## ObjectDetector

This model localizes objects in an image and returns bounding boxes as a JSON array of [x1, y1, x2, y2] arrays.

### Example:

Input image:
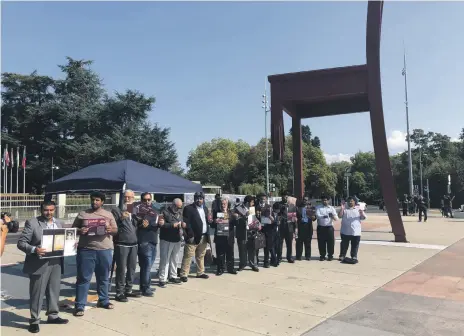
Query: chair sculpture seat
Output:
[[267, 1, 407, 242]]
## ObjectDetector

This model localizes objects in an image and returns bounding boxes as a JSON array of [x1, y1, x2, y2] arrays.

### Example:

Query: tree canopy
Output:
[[1, 57, 177, 193]]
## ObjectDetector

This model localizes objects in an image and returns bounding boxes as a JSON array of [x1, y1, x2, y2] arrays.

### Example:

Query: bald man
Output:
[[111, 190, 141, 301], [158, 199, 185, 288]]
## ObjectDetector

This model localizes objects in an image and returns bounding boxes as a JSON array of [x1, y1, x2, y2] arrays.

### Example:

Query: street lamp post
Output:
[[344, 167, 352, 198], [402, 44, 414, 197], [262, 88, 270, 197], [419, 145, 423, 196]]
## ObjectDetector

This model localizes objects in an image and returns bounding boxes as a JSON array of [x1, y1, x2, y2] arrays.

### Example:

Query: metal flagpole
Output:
[[10, 147, 13, 194], [402, 42, 414, 197], [16, 147, 19, 193], [5, 144, 8, 196], [262, 84, 270, 197], [23, 146, 26, 194]]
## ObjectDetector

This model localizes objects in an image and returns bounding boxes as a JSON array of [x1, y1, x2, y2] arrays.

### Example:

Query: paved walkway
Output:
[[1, 213, 464, 335]]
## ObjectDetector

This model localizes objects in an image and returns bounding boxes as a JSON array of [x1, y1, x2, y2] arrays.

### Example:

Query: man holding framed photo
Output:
[[17, 201, 69, 334]]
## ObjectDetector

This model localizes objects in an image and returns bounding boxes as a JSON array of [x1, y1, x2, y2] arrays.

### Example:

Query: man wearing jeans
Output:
[[72, 191, 118, 317], [134, 192, 162, 297], [180, 192, 211, 282], [158, 199, 184, 287]]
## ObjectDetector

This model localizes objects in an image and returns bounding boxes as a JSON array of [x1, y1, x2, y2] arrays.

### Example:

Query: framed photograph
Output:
[[40, 228, 78, 259]]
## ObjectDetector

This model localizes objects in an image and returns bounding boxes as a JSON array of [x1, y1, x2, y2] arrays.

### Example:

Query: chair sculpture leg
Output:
[[369, 110, 407, 242], [291, 117, 304, 200]]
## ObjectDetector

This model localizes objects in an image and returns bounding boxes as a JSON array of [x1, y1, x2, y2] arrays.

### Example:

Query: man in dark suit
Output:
[[17, 201, 69, 334], [179, 192, 212, 282]]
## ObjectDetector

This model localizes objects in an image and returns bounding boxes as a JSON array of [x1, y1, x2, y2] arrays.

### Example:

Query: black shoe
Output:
[[125, 291, 141, 298], [319, 256, 325, 261], [216, 270, 224, 276], [28, 324, 40, 333], [46, 317, 69, 324], [305, 257, 311, 261], [287, 258, 295, 263], [251, 266, 259, 272], [351, 258, 359, 264], [327, 256, 333, 261], [263, 263, 270, 268], [169, 277, 182, 284], [196, 273, 209, 279], [227, 269, 238, 274], [115, 294, 128, 302], [296, 257, 302, 261], [238, 267, 245, 272], [180, 276, 188, 283], [158, 281, 167, 288]]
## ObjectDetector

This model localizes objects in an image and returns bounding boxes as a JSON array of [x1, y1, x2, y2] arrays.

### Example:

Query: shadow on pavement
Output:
[[1, 309, 30, 329]]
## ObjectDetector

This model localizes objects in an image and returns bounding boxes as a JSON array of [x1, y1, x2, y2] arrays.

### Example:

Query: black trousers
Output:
[[237, 239, 257, 268], [114, 245, 138, 296], [215, 237, 234, 271], [317, 226, 335, 258], [263, 225, 277, 265], [278, 230, 293, 261], [296, 222, 313, 259], [402, 207, 408, 216], [339, 234, 361, 259], [418, 207, 428, 221]]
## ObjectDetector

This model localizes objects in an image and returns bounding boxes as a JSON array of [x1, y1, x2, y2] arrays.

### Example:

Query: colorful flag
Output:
[[4, 147, 10, 167], [16, 147, 20, 167], [22, 147, 26, 169]]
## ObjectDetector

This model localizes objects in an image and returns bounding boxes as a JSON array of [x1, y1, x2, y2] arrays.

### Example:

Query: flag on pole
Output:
[[402, 68, 406, 76], [22, 147, 27, 169], [4, 147, 10, 167], [16, 147, 20, 167], [10, 147, 14, 168]]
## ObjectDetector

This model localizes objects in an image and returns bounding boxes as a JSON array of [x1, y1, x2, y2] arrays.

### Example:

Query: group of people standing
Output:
[[17, 190, 367, 334]]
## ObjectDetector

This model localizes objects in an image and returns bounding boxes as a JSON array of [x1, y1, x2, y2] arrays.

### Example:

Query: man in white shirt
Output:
[[315, 196, 338, 261], [338, 196, 366, 264]]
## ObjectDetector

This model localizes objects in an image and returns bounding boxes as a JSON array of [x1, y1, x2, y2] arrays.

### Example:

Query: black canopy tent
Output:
[[45, 160, 202, 196]]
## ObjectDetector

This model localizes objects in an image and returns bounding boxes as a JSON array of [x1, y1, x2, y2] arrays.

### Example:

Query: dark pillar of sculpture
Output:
[[366, 1, 407, 242], [267, 1, 408, 242], [292, 117, 304, 200]]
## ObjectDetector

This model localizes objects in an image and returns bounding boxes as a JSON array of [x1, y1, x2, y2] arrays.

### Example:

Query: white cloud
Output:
[[324, 153, 352, 164], [323, 130, 408, 164], [387, 130, 408, 152]]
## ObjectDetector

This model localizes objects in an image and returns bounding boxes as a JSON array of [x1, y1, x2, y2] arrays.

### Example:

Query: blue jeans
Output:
[[75, 248, 112, 310], [138, 242, 157, 292]]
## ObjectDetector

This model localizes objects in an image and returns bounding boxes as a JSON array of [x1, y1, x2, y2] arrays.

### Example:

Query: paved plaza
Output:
[[1, 212, 464, 335]]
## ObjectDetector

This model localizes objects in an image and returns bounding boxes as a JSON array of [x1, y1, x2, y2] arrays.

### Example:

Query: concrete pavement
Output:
[[1, 212, 464, 335]]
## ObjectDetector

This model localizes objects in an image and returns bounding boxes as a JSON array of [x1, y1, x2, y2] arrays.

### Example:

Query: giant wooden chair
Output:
[[268, 1, 407, 242]]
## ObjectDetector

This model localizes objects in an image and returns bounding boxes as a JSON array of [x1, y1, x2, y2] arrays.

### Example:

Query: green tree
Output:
[[1, 57, 177, 192], [186, 138, 250, 187]]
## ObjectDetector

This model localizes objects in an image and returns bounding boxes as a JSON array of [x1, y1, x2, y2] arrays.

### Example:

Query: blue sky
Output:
[[2, 1, 463, 167]]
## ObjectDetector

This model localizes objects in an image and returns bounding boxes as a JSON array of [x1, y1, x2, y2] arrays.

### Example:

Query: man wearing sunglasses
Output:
[[134, 192, 164, 297]]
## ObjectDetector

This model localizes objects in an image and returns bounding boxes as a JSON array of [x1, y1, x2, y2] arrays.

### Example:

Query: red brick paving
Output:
[[383, 237, 464, 302]]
